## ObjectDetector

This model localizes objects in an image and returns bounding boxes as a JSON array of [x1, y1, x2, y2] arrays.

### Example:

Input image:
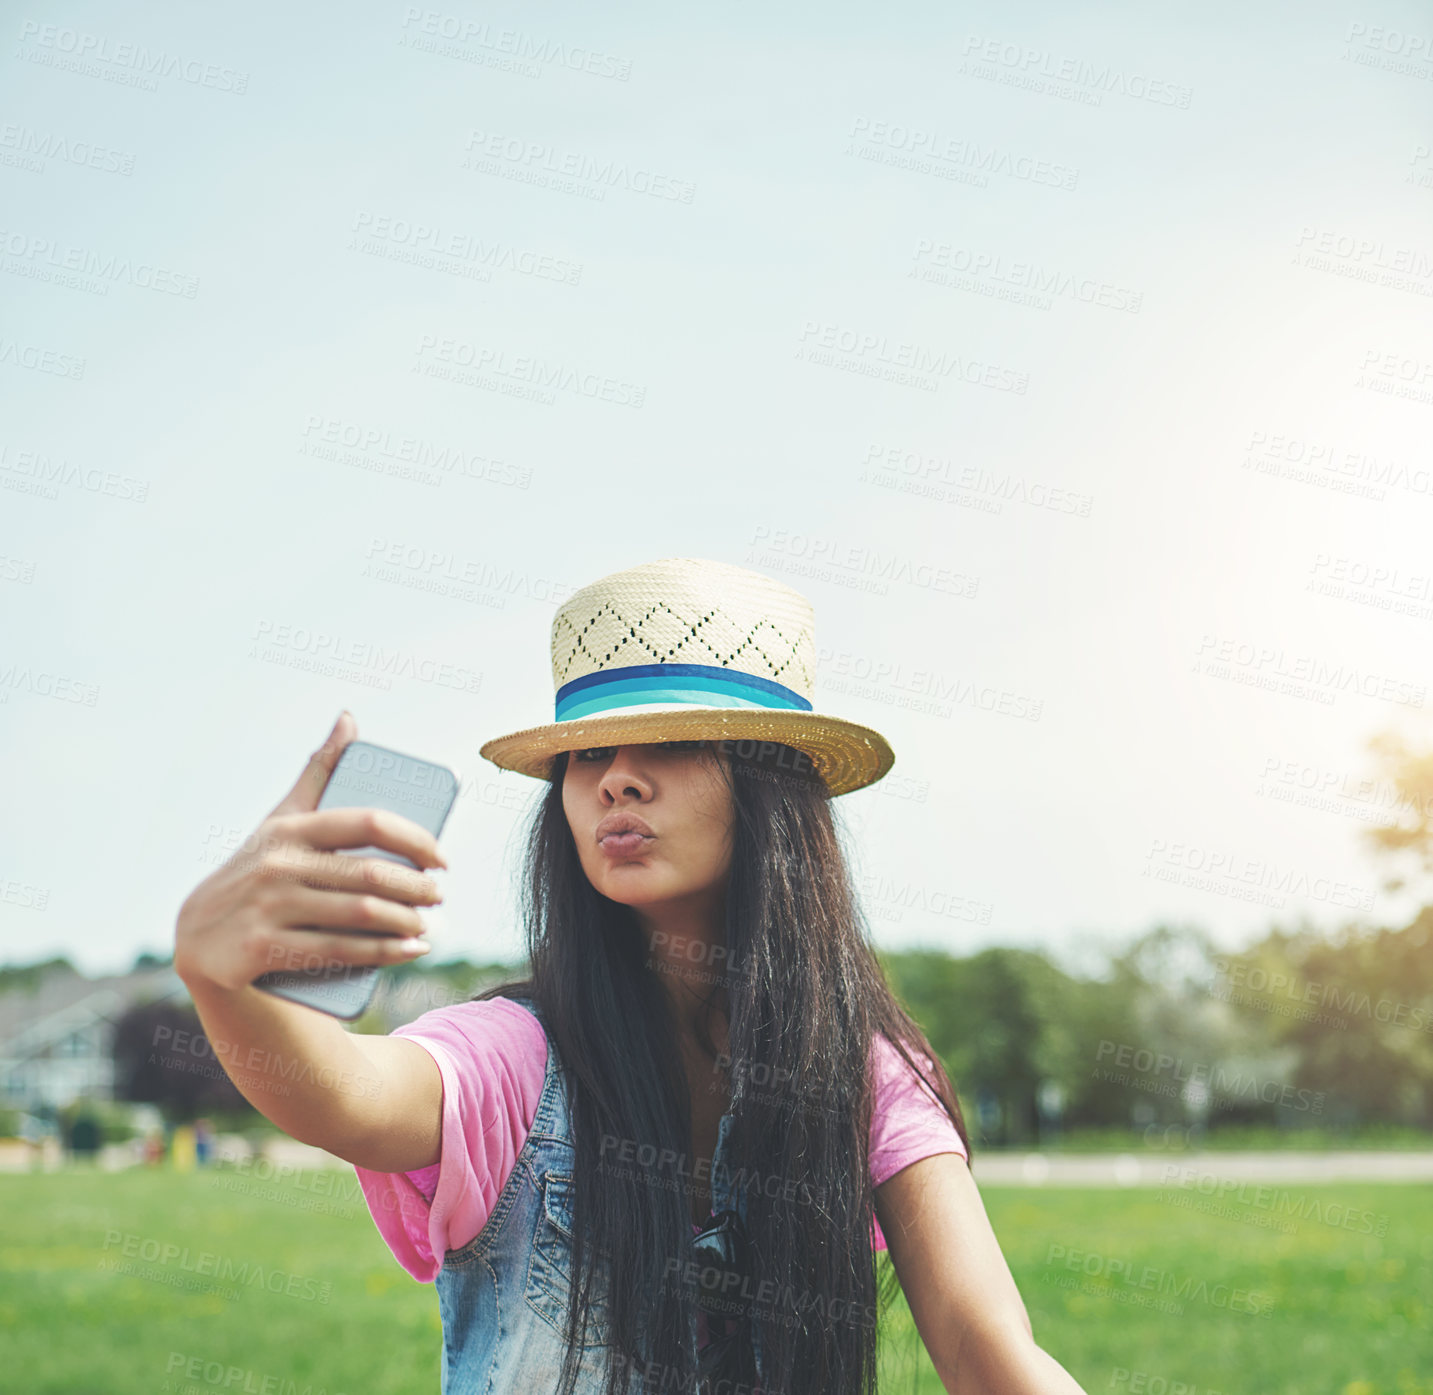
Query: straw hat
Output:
[[477, 557, 895, 796]]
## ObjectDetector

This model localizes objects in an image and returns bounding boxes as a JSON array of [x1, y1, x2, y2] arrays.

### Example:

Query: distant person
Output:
[[174, 559, 1088, 1395], [171, 1122, 196, 1172], [194, 1117, 214, 1166], [69, 1112, 101, 1164]]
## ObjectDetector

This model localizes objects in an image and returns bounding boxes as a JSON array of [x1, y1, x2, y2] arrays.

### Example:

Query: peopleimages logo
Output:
[[0, 226, 199, 298], [796, 319, 1029, 394], [910, 240, 1143, 313], [101, 1230, 332, 1303], [1158, 1165, 1390, 1238], [165, 1352, 349, 1395], [0, 338, 86, 379], [1144, 837, 1376, 912], [460, 130, 694, 202], [958, 35, 1194, 108], [412, 334, 646, 408], [1093, 1040, 1326, 1114], [1211, 957, 1433, 1035], [349, 210, 582, 285], [1193, 632, 1426, 709], [399, 7, 632, 81], [15, 21, 249, 93], [846, 116, 1079, 190], [862, 442, 1094, 517], [0, 122, 136, 175], [1044, 1243, 1274, 1318], [597, 1134, 829, 1209]]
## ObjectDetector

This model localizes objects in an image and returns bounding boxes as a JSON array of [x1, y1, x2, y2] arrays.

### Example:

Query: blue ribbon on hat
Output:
[[554, 663, 812, 721]]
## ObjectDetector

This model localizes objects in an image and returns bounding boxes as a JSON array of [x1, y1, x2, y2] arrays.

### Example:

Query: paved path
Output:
[[6, 1136, 1432, 1185], [969, 1150, 1433, 1185], [0, 1134, 344, 1173]]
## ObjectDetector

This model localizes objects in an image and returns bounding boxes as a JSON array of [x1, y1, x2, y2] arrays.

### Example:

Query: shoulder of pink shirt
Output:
[[353, 997, 965, 1279]]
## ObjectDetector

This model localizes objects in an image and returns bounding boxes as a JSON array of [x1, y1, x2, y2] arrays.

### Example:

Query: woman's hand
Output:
[[174, 711, 447, 993]]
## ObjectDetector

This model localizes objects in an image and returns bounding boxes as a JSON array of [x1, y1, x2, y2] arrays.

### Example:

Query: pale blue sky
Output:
[[4, 1, 1432, 977]]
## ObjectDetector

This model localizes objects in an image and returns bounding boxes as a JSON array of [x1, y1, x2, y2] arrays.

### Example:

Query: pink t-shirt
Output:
[[353, 996, 967, 1285]]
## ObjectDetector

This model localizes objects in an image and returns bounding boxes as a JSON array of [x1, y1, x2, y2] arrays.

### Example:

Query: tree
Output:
[[110, 998, 249, 1123], [0, 956, 76, 992], [1360, 722, 1433, 897], [1225, 912, 1433, 1127], [882, 945, 1094, 1145]]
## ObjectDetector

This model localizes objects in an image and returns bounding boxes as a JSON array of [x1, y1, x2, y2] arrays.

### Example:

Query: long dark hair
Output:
[[472, 739, 971, 1395]]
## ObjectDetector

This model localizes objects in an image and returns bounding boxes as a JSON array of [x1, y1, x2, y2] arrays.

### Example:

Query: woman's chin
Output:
[[595, 874, 680, 907], [600, 885, 664, 907]]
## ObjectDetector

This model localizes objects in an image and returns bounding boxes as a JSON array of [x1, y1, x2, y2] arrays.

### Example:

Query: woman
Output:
[[176, 557, 1087, 1395]]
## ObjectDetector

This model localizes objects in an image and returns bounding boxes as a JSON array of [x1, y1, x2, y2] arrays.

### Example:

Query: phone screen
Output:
[[253, 739, 458, 1020]]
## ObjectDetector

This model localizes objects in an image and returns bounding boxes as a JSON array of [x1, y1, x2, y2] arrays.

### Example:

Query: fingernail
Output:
[[401, 938, 430, 954]]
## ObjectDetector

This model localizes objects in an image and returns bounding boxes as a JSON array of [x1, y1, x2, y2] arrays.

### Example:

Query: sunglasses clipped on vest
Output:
[[690, 1204, 761, 1389]]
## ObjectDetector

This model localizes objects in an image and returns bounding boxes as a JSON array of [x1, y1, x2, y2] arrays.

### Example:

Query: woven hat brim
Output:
[[478, 708, 894, 797]]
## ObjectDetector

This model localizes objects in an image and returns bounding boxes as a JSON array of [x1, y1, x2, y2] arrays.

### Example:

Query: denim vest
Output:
[[431, 994, 765, 1394]]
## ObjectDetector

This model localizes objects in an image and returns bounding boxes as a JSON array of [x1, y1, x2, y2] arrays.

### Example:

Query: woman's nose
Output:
[[600, 746, 652, 800]]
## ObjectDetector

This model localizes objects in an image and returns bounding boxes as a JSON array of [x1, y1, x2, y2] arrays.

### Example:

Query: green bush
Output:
[[57, 1097, 139, 1147]]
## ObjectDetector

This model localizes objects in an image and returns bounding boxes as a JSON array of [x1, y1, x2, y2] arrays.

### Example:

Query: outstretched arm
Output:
[[875, 1152, 1089, 1395]]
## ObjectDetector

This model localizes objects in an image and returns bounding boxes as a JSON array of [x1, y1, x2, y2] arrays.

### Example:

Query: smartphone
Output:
[[254, 738, 459, 1020]]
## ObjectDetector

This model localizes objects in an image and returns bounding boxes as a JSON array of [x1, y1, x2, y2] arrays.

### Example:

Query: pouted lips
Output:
[[596, 812, 655, 858], [599, 832, 651, 857]]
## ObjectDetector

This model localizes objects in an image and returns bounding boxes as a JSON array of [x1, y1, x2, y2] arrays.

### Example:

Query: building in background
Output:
[[0, 961, 186, 1116]]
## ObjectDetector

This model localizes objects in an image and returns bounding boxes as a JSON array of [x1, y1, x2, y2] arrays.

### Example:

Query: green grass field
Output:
[[2, 1164, 1429, 1394]]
